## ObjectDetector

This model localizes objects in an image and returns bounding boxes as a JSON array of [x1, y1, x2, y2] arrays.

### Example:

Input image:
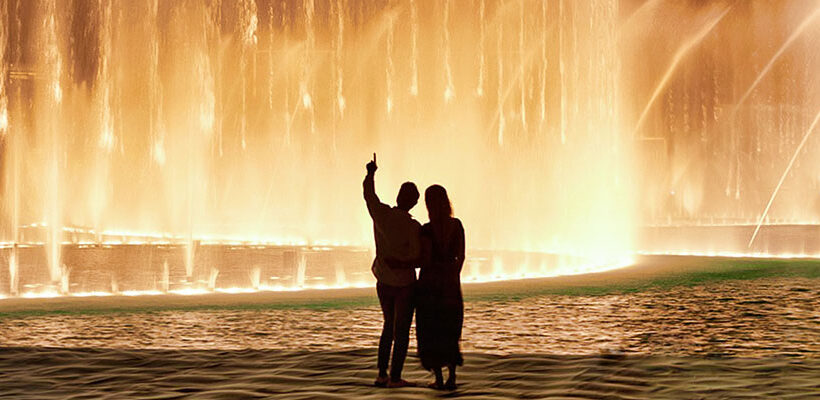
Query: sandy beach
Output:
[[1, 347, 818, 399], [1, 256, 819, 399]]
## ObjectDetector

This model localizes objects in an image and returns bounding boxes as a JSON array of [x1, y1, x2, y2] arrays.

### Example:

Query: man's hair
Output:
[[396, 182, 420, 210]]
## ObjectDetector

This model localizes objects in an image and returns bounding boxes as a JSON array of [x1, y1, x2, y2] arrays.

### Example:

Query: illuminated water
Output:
[[0, 1, 819, 297], [0, 244, 628, 297], [1, 277, 818, 357]]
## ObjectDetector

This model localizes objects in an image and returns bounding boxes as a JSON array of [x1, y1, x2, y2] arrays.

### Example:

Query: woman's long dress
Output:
[[415, 217, 465, 370]]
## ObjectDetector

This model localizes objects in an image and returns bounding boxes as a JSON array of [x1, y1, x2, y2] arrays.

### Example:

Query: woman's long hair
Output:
[[425, 184, 453, 223]]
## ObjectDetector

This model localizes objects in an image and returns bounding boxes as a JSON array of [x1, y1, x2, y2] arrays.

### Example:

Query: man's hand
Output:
[[363, 152, 381, 214], [366, 153, 378, 174]]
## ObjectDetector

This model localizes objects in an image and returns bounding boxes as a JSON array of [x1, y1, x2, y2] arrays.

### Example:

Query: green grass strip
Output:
[[466, 258, 820, 302]]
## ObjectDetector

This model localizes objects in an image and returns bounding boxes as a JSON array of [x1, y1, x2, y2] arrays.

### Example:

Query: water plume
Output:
[[748, 108, 820, 248], [630, 3, 731, 138], [0, 1, 814, 297], [732, 7, 820, 115]]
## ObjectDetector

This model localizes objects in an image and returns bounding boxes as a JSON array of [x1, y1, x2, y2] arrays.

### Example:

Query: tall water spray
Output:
[[333, 0, 345, 150], [623, 0, 820, 228], [92, 0, 114, 243], [1, 0, 634, 277], [0, 1, 816, 296], [42, 0, 64, 289], [0, 2, 7, 137], [0, 1, 14, 295], [385, 1, 395, 115]]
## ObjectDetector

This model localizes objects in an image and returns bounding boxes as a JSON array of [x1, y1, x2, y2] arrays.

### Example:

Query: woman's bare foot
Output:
[[427, 380, 446, 390], [428, 367, 445, 390], [445, 365, 457, 390]]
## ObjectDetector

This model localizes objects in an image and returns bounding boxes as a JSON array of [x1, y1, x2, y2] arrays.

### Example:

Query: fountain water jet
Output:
[[3, 1, 813, 297], [385, 3, 395, 114], [239, 0, 257, 150], [558, 0, 565, 144], [300, 0, 315, 135], [249, 266, 261, 290], [0, 1, 7, 136], [748, 108, 820, 248], [496, 0, 505, 145], [476, 0, 485, 97], [539, 0, 547, 125], [630, 4, 731, 138], [91, 0, 115, 244], [442, 0, 455, 103], [517, 0, 526, 129], [732, 7, 820, 116], [724, 4, 820, 202], [1, 1, 16, 296], [207, 267, 219, 290], [161, 260, 170, 293], [42, 0, 64, 290], [333, 0, 345, 147]]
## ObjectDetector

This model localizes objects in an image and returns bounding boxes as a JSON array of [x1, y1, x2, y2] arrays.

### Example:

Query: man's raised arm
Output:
[[363, 153, 383, 218]]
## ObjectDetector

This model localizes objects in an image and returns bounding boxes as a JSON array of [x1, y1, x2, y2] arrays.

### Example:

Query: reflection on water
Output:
[[1, 278, 817, 357]]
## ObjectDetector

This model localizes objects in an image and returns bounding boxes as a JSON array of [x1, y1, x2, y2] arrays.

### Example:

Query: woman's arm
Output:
[[419, 233, 433, 270], [454, 219, 465, 273]]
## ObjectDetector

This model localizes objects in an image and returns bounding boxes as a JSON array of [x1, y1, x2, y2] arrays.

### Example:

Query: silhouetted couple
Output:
[[363, 154, 465, 391]]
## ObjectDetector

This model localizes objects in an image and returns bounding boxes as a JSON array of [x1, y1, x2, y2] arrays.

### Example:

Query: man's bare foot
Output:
[[387, 379, 417, 388], [374, 376, 389, 388], [444, 378, 457, 391]]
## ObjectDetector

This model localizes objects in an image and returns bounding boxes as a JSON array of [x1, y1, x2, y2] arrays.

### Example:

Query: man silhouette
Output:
[[363, 153, 420, 388]]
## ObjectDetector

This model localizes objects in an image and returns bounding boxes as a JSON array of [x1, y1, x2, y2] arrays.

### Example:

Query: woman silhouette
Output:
[[415, 185, 465, 390]]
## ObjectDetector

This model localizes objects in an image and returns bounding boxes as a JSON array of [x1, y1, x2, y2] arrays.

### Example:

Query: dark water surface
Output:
[[1, 278, 818, 357]]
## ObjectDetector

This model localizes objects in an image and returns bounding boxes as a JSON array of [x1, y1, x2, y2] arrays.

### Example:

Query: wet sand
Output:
[[1, 347, 818, 399], [1, 278, 818, 357], [1, 256, 819, 398]]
